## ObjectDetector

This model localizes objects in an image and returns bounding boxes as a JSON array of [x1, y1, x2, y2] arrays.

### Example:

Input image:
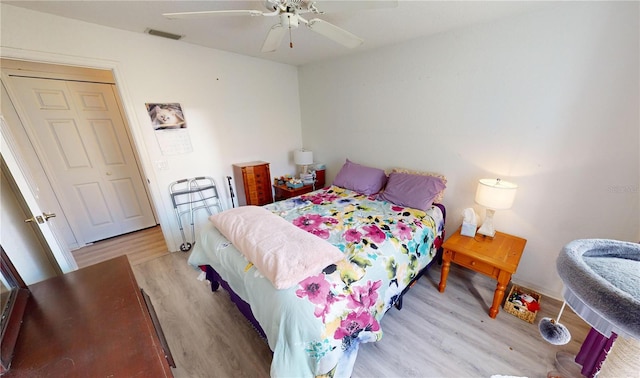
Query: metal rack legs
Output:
[[169, 176, 223, 252]]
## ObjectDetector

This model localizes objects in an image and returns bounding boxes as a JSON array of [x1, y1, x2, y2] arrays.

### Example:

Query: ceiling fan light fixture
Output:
[[280, 12, 299, 29]]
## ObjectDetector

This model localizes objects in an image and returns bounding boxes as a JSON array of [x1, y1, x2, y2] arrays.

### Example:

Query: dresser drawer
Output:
[[254, 170, 266, 181], [451, 252, 497, 278]]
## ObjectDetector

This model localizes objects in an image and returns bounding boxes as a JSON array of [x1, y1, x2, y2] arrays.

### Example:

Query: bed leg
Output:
[[394, 296, 403, 310], [203, 266, 220, 292]]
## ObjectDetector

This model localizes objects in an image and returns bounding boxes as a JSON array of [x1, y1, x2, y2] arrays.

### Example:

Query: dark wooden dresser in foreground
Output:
[[4, 255, 174, 377]]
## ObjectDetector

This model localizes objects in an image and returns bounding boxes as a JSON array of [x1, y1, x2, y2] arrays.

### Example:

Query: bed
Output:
[[188, 162, 447, 377]]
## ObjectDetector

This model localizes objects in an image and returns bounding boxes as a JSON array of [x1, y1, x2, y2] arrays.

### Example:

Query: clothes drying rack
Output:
[[169, 176, 223, 252]]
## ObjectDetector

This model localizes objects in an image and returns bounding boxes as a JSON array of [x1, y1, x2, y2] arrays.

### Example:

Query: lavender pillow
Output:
[[332, 159, 387, 195], [378, 172, 446, 211]]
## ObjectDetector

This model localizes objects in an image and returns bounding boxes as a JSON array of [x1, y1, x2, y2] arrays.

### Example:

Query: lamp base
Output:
[[477, 209, 496, 237], [296, 164, 310, 178]]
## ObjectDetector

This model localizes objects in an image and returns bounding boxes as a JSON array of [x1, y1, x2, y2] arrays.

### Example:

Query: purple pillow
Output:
[[332, 159, 387, 195], [377, 172, 446, 211]]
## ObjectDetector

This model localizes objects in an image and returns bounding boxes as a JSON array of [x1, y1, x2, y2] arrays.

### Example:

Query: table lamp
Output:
[[474, 178, 518, 237], [293, 148, 313, 177]]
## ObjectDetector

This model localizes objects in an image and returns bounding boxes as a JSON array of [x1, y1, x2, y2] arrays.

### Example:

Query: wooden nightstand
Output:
[[438, 227, 527, 318], [273, 183, 315, 201]]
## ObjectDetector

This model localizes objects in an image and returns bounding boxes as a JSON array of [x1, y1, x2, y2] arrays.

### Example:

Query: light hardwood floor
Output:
[[72, 225, 169, 268], [132, 251, 592, 378]]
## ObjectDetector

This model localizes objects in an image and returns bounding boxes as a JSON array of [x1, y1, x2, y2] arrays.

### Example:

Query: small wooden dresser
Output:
[[233, 161, 273, 206], [4, 255, 174, 377], [273, 183, 315, 201]]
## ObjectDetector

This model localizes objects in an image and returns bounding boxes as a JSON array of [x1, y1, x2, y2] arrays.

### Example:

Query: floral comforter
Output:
[[188, 186, 445, 377]]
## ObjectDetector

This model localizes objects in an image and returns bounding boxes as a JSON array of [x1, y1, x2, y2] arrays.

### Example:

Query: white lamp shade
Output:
[[475, 178, 518, 210], [294, 149, 313, 165]]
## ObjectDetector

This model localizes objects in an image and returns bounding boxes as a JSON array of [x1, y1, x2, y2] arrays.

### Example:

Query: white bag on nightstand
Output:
[[461, 208, 478, 237]]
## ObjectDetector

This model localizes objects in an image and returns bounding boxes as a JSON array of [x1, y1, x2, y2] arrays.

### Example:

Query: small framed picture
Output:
[[145, 103, 186, 130]]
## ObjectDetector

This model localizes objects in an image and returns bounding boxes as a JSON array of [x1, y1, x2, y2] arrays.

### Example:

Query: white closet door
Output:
[[9, 76, 155, 243]]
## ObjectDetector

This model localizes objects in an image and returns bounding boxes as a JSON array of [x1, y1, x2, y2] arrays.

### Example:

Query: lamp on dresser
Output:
[[294, 148, 314, 185], [475, 178, 518, 237], [293, 148, 313, 177]]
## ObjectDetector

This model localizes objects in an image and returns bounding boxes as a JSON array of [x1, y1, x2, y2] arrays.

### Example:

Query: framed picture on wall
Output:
[[145, 103, 187, 130]]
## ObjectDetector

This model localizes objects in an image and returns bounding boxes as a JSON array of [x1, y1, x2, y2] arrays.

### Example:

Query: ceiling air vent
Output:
[[145, 28, 183, 40]]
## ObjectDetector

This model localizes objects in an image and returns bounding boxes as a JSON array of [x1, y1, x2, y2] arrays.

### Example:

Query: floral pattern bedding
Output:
[[188, 186, 445, 377]]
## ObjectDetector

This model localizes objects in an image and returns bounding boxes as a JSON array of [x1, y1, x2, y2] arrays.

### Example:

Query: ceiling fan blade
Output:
[[261, 24, 287, 52], [163, 10, 264, 19], [307, 18, 363, 48]]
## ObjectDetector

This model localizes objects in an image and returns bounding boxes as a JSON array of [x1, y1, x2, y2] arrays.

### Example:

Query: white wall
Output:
[[298, 2, 640, 298], [1, 4, 303, 252]]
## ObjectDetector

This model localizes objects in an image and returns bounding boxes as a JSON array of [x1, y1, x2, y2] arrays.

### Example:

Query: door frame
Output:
[[3, 70, 158, 245], [0, 48, 174, 259]]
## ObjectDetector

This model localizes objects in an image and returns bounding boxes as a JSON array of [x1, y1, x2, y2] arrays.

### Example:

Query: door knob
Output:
[[43, 212, 57, 221], [24, 215, 44, 224]]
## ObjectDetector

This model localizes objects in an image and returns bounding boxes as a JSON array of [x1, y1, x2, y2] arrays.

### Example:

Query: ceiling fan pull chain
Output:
[[288, 14, 293, 48]]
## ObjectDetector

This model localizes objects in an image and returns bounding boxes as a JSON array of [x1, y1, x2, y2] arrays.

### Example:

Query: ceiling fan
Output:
[[163, 0, 395, 52]]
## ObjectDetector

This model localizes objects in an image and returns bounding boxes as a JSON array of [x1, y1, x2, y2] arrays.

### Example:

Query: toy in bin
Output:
[[510, 292, 540, 312], [504, 285, 541, 323]]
